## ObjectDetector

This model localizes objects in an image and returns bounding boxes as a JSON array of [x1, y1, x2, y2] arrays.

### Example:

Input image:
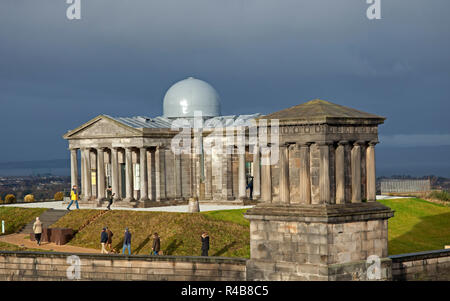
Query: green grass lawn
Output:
[[201, 209, 249, 227], [2, 199, 450, 257], [0, 207, 48, 236], [50, 209, 104, 231], [379, 198, 450, 255], [53, 209, 250, 257]]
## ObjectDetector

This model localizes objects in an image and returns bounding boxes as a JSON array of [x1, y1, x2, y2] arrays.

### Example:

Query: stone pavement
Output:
[[0, 195, 406, 212], [0, 201, 254, 212]]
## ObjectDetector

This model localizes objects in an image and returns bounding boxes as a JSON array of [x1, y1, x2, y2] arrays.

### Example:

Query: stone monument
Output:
[[244, 99, 394, 281]]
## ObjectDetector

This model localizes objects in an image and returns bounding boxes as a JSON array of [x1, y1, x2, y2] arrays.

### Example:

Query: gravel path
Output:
[[0, 233, 99, 254]]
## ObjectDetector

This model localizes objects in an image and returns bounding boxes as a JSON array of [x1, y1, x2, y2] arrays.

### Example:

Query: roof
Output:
[[106, 113, 262, 129], [261, 99, 385, 122]]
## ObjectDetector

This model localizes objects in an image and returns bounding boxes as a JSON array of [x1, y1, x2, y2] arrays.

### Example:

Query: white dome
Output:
[[163, 77, 221, 118]]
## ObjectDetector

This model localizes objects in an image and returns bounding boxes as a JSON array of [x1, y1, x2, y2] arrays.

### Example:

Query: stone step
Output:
[[18, 209, 69, 234]]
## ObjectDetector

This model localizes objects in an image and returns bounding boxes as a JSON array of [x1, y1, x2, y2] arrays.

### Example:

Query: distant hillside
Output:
[[0, 159, 69, 170]]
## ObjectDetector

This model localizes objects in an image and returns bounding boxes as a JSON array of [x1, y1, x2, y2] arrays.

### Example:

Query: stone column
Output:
[[319, 143, 330, 204], [205, 153, 213, 200], [299, 143, 311, 204], [174, 153, 182, 200], [155, 146, 166, 201], [70, 149, 79, 189], [147, 148, 156, 201], [279, 144, 290, 204], [366, 141, 377, 202], [221, 146, 234, 200], [252, 145, 261, 200], [111, 148, 120, 201], [90, 150, 97, 198], [124, 147, 134, 202], [351, 142, 362, 203], [335, 141, 347, 204], [261, 146, 272, 203], [139, 148, 148, 202], [82, 148, 92, 201], [238, 152, 246, 200], [97, 148, 106, 202]]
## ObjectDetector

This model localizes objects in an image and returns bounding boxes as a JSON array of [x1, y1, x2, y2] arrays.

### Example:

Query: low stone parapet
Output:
[[0, 251, 247, 281], [390, 249, 450, 281]]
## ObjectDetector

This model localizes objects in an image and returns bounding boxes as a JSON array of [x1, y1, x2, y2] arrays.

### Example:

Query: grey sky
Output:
[[0, 0, 449, 164]]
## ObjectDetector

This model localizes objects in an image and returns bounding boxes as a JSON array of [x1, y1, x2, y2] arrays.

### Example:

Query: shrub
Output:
[[4, 194, 16, 204], [428, 190, 450, 202], [54, 191, 64, 201], [24, 194, 35, 203]]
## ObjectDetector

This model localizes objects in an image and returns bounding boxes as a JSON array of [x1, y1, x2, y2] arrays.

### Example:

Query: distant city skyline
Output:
[[1, 1, 449, 176]]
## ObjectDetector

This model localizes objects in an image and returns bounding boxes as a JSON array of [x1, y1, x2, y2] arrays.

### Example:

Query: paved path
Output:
[[0, 195, 407, 212], [0, 233, 99, 254], [0, 201, 254, 212]]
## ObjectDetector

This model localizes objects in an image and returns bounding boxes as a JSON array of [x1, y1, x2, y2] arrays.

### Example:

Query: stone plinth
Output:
[[244, 202, 394, 281], [188, 198, 200, 213]]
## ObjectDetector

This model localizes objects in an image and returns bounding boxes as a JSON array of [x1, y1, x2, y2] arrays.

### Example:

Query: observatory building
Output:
[[64, 77, 396, 280], [63, 77, 385, 209]]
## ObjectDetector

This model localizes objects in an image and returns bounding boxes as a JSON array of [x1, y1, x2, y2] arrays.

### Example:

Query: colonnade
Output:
[[69, 139, 376, 205], [256, 140, 377, 204], [70, 146, 178, 203]]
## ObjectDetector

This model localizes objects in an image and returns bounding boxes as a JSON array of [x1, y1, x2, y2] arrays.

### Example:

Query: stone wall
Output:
[[0, 251, 246, 281], [391, 249, 450, 281]]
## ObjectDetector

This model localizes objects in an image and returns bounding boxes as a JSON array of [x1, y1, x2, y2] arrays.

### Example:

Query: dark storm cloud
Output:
[[0, 0, 449, 163]]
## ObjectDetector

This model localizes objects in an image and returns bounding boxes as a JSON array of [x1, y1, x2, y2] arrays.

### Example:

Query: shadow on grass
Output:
[[389, 212, 450, 255], [212, 241, 237, 256], [133, 235, 151, 255], [164, 239, 183, 255]]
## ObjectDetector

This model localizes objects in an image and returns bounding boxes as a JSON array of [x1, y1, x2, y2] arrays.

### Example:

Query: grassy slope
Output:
[[50, 209, 104, 231], [0, 207, 48, 235], [2, 199, 449, 257], [379, 198, 450, 255], [57, 209, 250, 258]]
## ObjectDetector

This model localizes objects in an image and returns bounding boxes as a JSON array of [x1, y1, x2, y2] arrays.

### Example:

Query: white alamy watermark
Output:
[[66, 255, 81, 280], [366, 0, 381, 20], [170, 111, 280, 165], [366, 255, 381, 280], [66, 0, 81, 20]]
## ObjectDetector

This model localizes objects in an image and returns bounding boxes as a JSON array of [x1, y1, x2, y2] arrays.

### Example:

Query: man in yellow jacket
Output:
[[67, 185, 80, 211]]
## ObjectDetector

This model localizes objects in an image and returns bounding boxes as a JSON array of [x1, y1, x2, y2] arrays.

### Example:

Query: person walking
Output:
[[246, 176, 254, 200], [122, 228, 132, 255], [100, 227, 108, 254], [201, 232, 209, 256], [152, 233, 160, 255], [67, 185, 80, 211], [106, 227, 114, 252], [33, 217, 43, 246], [106, 186, 115, 210]]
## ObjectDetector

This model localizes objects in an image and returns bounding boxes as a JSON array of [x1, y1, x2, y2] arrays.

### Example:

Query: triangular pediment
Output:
[[63, 115, 142, 139]]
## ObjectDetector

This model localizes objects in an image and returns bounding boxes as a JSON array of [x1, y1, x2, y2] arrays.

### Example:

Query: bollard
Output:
[[1, 220, 4, 234]]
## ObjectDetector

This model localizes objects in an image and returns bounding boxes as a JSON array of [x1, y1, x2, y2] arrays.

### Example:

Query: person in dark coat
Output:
[[106, 186, 115, 210], [106, 227, 113, 252], [100, 227, 108, 254], [246, 176, 254, 200], [152, 233, 160, 255], [122, 228, 132, 255], [201, 232, 209, 256]]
